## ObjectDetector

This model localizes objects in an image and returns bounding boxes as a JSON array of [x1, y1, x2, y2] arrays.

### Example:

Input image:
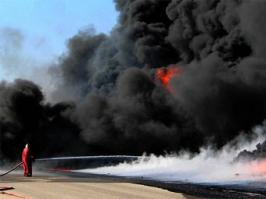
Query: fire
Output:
[[156, 66, 182, 92]]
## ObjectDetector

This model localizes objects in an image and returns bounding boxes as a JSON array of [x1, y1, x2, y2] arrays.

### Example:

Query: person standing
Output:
[[22, 144, 33, 177]]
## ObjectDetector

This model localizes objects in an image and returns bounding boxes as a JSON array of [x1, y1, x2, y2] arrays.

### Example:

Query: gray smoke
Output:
[[0, 28, 24, 72]]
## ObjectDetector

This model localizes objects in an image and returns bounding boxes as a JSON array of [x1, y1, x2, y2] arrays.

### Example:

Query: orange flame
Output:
[[156, 66, 182, 92]]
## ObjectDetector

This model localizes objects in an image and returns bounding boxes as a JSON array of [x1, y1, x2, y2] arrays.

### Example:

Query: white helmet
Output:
[[25, 144, 28, 148]]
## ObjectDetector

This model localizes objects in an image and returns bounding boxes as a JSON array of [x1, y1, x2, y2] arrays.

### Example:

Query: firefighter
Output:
[[22, 144, 33, 177]]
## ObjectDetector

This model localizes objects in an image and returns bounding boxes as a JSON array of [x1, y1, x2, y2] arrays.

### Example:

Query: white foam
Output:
[[76, 125, 266, 184]]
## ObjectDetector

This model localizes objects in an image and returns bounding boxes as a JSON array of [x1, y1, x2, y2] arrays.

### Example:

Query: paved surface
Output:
[[0, 174, 200, 199]]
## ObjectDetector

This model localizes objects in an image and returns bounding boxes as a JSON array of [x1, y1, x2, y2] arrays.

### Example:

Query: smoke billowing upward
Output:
[[1, 0, 266, 160], [0, 80, 87, 160]]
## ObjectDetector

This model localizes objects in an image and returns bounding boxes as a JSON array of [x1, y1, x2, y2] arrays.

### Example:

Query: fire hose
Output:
[[0, 162, 23, 177], [0, 158, 69, 177]]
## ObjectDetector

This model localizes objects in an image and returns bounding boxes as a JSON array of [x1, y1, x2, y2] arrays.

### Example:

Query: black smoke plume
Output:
[[1, 0, 266, 160], [0, 80, 87, 160]]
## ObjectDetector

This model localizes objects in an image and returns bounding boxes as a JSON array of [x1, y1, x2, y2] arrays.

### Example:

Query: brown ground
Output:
[[0, 174, 202, 199]]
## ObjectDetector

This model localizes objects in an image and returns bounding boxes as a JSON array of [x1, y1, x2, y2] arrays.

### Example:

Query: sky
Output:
[[0, 0, 118, 81]]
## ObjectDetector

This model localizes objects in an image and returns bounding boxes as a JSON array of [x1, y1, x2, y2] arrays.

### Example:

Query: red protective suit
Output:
[[22, 145, 32, 177]]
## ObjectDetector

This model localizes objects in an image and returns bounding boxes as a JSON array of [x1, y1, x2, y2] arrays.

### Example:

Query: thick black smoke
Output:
[[72, 68, 202, 154], [52, 0, 266, 154], [0, 80, 87, 160], [2, 0, 266, 160]]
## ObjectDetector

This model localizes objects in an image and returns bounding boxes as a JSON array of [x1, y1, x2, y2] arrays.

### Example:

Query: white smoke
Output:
[[77, 124, 266, 184]]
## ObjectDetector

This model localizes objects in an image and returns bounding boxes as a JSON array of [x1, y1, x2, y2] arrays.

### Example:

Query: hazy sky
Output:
[[0, 0, 118, 81]]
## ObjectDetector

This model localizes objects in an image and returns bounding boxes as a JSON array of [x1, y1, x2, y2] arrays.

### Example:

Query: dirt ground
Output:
[[0, 174, 202, 199]]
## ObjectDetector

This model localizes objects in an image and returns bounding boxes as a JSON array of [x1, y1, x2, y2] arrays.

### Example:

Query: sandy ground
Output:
[[0, 174, 202, 199]]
